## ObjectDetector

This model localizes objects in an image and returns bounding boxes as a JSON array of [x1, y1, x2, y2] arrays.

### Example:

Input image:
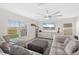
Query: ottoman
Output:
[[28, 40, 48, 54]]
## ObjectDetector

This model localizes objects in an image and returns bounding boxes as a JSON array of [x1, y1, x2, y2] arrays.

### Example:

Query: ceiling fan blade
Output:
[[51, 15, 62, 17], [55, 15, 62, 16], [51, 11, 60, 15]]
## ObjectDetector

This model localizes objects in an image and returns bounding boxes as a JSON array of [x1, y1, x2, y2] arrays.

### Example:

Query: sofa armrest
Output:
[[73, 50, 79, 55]]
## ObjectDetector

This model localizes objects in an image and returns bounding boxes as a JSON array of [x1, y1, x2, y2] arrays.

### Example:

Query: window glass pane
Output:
[[8, 20, 19, 38], [8, 20, 19, 27]]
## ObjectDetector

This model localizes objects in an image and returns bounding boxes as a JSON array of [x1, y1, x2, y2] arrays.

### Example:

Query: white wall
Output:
[[0, 9, 38, 40], [76, 17, 79, 36], [0, 9, 77, 40], [38, 17, 77, 35]]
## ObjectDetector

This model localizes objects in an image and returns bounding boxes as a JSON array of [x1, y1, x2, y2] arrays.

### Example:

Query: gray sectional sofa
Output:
[[0, 35, 79, 55], [49, 35, 79, 55], [0, 36, 41, 55]]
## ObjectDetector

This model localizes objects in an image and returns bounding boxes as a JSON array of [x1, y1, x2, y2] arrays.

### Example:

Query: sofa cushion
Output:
[[56, 48, 66, 55], [0, 37, 6, 46], [0, 42, 11, 53], [50, 46, 66, 55], [55, 36, 67, 43], [0, 42, 32, 55], [9, 45, 31, 55], [64, 37, 72, 47], [64, 40, 79, 55], [15, 40, 27, 47], [53, 42, 64, 49]]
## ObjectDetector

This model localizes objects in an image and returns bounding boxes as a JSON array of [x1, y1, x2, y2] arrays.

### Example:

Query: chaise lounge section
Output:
[[50, 35, 79, 55]]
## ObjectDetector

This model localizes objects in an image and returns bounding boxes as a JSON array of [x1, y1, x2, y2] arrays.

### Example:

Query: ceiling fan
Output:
[[37, 10, 62, 20]]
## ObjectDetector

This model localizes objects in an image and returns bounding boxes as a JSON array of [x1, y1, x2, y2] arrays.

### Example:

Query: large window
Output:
[[43, 22, 55, 30], [8, 20, 27, 38]]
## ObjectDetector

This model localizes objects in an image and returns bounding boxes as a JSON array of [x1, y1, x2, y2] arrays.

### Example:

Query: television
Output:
[[43, 23, 55, 30]]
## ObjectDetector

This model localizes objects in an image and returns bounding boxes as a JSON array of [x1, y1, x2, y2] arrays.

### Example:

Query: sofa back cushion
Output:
[[0, 37, 6, 46], [0, 42, 11, 54], [15, 40, 27, 47], [3, 35, 10, 43], [64, 37, 72, 47], [55, 36, 67, 43], [10, 45, 31, 55], [0, 42, 31, 55]]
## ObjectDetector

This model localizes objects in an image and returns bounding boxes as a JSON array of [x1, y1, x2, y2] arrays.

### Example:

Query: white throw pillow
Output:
[[64, 40, 78, 55]]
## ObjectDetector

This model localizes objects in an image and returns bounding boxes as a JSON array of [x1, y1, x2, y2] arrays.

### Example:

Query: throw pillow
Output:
[[0, 37, 6, 46], [0, 42, 12, 54]]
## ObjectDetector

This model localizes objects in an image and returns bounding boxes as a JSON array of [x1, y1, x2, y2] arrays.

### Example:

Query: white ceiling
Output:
[[0, 3, 79, 21]]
